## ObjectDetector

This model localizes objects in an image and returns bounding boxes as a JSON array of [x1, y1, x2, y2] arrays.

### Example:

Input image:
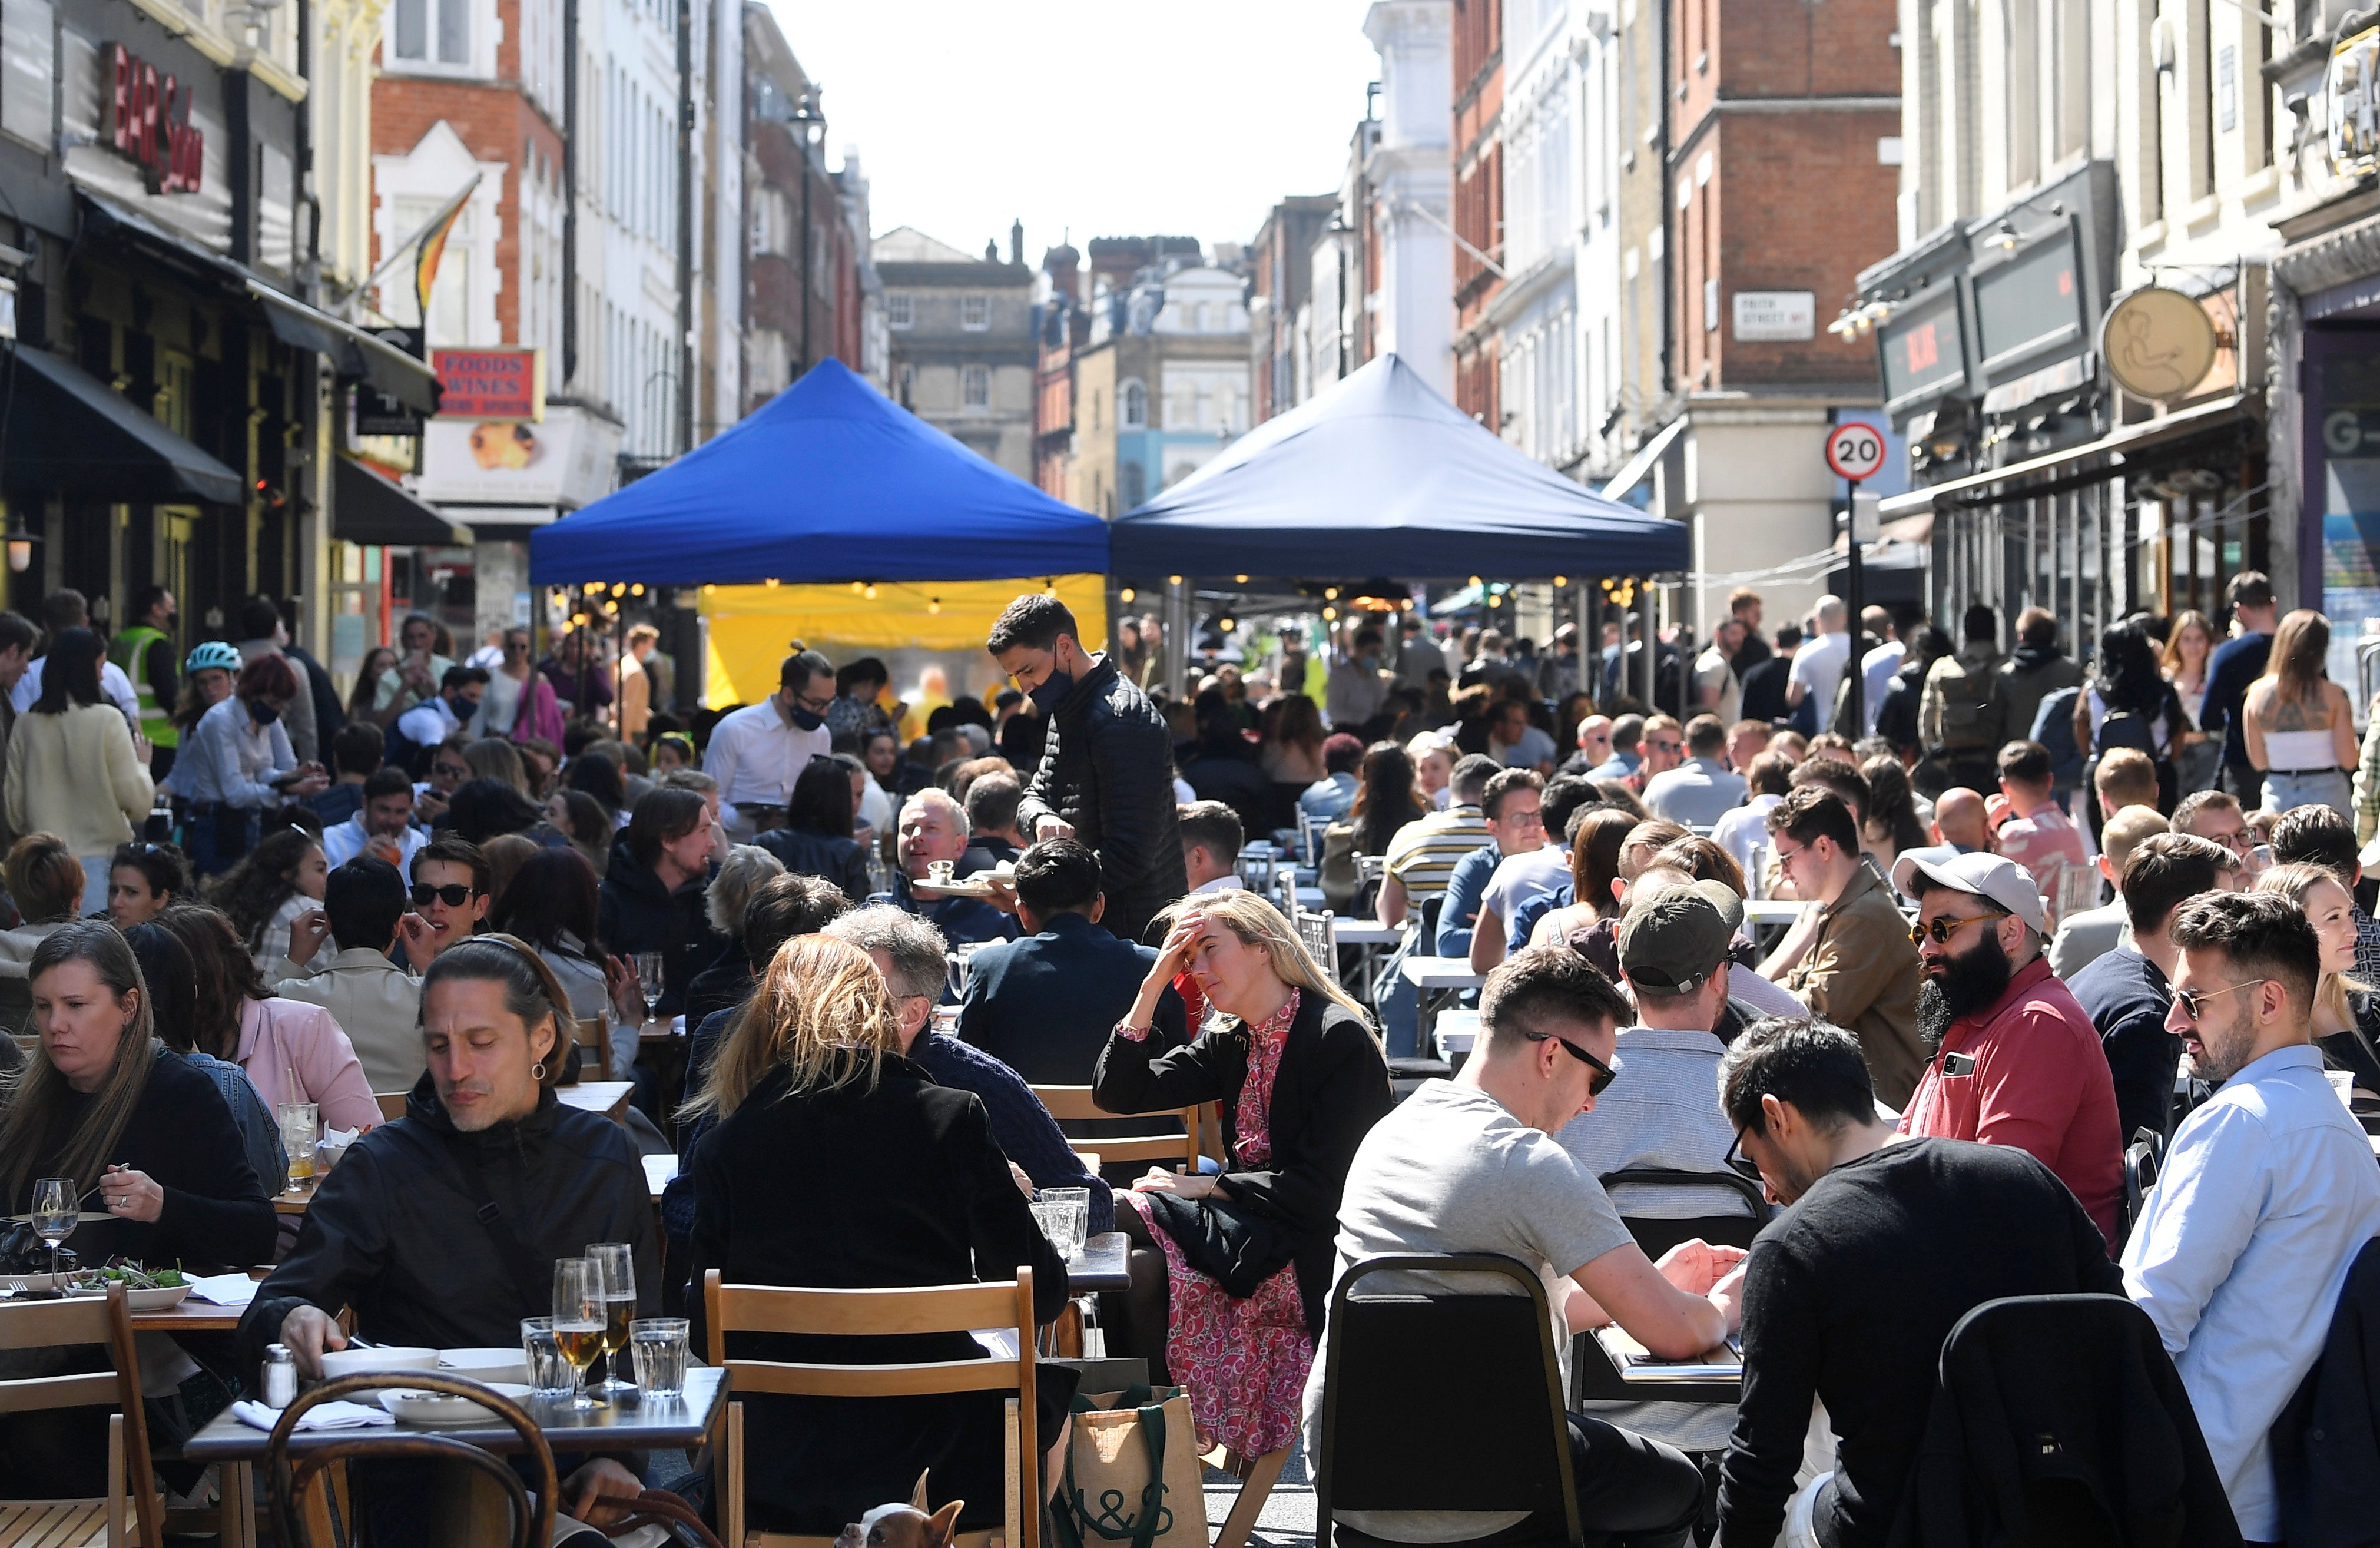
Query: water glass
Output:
[[1036, 1188, 1089, 1260], [629, 1318, 690, 1397], [277, 1103, 319, 1188], [520, 1317, 575, 1400]]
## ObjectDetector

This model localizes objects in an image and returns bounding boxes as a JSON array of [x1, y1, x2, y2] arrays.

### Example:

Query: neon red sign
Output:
[[109, 44, 204, 194]]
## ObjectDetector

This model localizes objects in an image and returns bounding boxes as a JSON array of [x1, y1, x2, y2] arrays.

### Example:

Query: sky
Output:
[[757, 1, 1384, 264]]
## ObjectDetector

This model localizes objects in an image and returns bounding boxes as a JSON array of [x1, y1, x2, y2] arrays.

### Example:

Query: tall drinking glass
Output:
[[31, 1178, 72, 1281], [551, 1258, 606, 1410], [631, 952, 665, 1030], [585, 1242, 638, 1396]]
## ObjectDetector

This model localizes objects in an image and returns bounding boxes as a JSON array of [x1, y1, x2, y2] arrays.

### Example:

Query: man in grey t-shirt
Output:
[[1301, 948, 1745, 1547]]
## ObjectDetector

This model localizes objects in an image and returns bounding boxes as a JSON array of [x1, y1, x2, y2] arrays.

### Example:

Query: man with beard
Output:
[[1892, 850, 2123, 1245], [1716, 1020, 2123, 1548], [2124, 891, 2380, 1543]]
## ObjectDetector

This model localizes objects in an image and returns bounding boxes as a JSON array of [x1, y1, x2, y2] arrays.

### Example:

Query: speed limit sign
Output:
[[1825, 422, 1888, 482]]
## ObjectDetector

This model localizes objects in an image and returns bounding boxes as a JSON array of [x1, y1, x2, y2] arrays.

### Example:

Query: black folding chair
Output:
[[1597, 1166, 1772, 1261], [1314, 1253, 1592, 1548]]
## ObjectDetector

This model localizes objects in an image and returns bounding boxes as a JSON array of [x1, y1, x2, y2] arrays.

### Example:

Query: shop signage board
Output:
[[2101, 287, 2219, 402], [108, 44, 203, 193], [2330, 26, 2380, 178], [356, 327, 427, 437], [432, 347, 543, 420]]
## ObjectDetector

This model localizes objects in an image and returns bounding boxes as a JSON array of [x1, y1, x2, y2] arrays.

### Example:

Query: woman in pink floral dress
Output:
[[1095, 890, 1394, 1459]]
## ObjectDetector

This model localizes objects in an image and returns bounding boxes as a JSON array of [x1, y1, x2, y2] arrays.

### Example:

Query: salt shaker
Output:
[[262, 1344, 297, 1409]]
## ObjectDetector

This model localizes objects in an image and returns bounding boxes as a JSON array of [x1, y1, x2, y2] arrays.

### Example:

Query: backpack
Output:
[[1931, 654, 2008, 752], [2031, 684, 2086, 793], [2094, 705, 2157, 755]]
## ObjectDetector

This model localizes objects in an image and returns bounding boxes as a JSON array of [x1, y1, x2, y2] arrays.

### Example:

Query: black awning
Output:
[[1, 343, 243, 503], [248, 284, 440, 412], [334, 456, 470, 546]]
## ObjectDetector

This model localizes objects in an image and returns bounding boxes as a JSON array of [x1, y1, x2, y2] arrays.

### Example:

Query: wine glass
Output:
[[31, 1178, 72, 1281], [631, 952, 665, 1031], [585, 1242, 638, 1397], [551, 1258, 606, 1410]]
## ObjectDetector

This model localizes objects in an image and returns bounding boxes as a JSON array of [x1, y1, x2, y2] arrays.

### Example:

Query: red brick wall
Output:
[[372, 14, 564, 351]]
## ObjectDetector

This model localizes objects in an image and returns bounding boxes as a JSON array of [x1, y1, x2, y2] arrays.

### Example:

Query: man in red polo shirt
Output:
[[1893, 850, 2125, 1247]]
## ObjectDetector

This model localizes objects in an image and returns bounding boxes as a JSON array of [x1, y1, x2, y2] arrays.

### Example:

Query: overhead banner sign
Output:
[[432, 347, 543, 420]]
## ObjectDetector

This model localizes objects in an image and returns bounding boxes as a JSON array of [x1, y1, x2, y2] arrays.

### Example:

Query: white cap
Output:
[[1892, 849, 2047, 934]]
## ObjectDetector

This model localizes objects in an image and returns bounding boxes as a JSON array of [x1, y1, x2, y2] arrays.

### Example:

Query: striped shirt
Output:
[[1384, 804, 1492, 900]]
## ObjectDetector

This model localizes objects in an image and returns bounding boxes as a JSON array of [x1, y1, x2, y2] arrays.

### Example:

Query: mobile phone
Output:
[[1943, 1052, 1977, 1078]]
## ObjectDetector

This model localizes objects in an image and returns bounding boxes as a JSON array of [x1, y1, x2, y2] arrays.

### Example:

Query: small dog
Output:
[[835, 1471, 964, 1548]]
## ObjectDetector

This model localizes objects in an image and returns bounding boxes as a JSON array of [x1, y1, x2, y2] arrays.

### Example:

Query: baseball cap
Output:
[[1617, 879, 1745, 995], [1892, 850, 2047, 933]]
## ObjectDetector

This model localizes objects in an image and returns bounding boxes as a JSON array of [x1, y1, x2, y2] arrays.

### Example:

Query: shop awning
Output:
[[247, 283, 440, 412], [1, 343, 243, 503], [1876, 393, 2257, 519], [334, 456, 470, 546], [78, 194, 439, 412]]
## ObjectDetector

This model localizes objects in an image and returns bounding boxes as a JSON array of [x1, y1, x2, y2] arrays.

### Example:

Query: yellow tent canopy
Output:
[[700, 576, 1109, 710]]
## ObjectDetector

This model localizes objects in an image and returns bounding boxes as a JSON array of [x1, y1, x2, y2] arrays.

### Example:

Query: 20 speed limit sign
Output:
[[1825, 422, 1887, 481]]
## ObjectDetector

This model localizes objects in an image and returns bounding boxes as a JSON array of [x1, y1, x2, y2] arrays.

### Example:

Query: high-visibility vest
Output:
[[108, 626, 178, 747]]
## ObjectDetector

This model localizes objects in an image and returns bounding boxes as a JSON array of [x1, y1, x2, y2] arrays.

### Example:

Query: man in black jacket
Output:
[[1716, 1019, 2124, 1548], [239, 940, 659, 1533], [990, 594, 1185, 943]]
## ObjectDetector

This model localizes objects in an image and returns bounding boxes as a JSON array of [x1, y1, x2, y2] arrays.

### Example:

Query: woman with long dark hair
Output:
[[106, 840, 191, 929], [568, 750, 628, 828], [2074, 622, 2188, 810], [4, 628, 154, 912], [154, 903, 379, 1135], [492, 844, 639, 1075], [547, 787, 615, 877], [2245, 609, 2359, 816], [755, 756, 873, 901], [442, 777, 547, 844], [207, 825, 329, 973]]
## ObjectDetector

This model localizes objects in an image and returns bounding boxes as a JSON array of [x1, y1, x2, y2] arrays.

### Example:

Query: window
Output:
[[1120, 379, 1146, 427], [887, 293, 913, 329], [751, 188, 790, 257], [390, 0, 470, 65], [1120, 462, 1145, 508], [748, 329, 788, 397], [1, 0, 51, 148], [962, 363, 989, 407], [960, 293, 988, 330]]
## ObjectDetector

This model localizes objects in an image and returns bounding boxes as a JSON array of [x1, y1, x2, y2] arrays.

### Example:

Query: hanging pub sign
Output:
[[356, 326, 427, 437], [108, 44, 204, 194]]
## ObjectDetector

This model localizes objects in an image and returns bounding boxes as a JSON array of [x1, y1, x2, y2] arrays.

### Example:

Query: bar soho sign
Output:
[[109, 44, 204, 194]]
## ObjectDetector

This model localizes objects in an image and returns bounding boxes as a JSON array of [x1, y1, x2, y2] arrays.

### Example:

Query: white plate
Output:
[[914, 877, 1002, 899], [320, 1345, 439, 1381], [437, 1347, 531, 1385], [379, 1383, 532, 1427]]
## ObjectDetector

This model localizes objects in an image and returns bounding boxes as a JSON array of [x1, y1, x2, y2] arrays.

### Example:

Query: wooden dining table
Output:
[[181, 1367, 728, 1548], [558, 1080, 634, 1125]]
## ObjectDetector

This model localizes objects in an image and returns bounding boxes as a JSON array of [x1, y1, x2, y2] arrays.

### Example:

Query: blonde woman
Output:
[[1097, 889, 1394, 1461], [2253, 862, 2380, 1101], [679, 934, 1075, 1536], [2244, 610, 2358, 816]]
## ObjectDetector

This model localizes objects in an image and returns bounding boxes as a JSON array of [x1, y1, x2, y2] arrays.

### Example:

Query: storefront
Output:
[[1854, 161, 2268, 647], [0, 0, 435, 652]]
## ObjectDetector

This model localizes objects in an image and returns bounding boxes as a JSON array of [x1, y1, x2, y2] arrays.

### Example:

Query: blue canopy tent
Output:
[[1109, 353, 1690, 579], [528, 358, 1111, 586]]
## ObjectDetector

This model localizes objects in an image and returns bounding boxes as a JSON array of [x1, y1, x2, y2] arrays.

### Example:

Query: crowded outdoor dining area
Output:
[[0, 359, 2372, 1548]]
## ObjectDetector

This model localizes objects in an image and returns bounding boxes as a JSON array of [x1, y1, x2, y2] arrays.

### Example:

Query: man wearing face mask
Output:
[[1325, 624, 1393, 733], [393, 665, 487, 758], [1891, 850, 2124, 1247], [111, 585, 181, 780], [702, 648, 837, 841], [989, 595, 1182, 944]]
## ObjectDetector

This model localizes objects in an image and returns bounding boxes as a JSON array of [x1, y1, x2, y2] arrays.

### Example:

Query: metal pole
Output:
[[1164, 578, 1189, 701], [1845, 479, 1865, 735]]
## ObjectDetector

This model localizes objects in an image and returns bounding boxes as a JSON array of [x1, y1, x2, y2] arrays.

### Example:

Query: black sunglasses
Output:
[[410, 883, 479, 908], [1524, 1030, 1617, 1095], [1723, 1126, 1763, 1186]]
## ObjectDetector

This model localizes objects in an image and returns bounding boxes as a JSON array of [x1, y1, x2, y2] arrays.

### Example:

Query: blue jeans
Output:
[[2262, 768, 2351, 817]]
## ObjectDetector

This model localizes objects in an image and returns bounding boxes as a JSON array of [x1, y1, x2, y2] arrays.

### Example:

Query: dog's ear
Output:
[[926, 1499, 964, 1548], [910, 1471, 932, 1512]]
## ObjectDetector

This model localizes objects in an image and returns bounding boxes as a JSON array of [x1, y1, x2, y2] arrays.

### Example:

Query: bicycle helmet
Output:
[[185, 641, 242, 674]]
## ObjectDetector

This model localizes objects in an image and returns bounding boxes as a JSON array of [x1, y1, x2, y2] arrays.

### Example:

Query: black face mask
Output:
[[250, 701, 281, 726]]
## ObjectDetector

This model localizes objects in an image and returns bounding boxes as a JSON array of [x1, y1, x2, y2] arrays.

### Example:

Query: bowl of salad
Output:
[[69, 1263, 191, 1312]]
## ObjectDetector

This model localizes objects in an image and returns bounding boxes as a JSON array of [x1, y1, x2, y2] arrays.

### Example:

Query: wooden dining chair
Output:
[[1029, 1086, 1204, 1172], [0, 1282, 163, 1548], [265, 1373, 556, 1548], [704, 1267, 1040, 1548], [574, 1016, 609, 1079]]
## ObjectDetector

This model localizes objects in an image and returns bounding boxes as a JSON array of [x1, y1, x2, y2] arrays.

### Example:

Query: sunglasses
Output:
[[1910, 911, 2004, 947], [1723, 1126, 1763, 1186], [1524, 1030, 1617, 1095], [2171, 977, 2272, 1022], [410, 883, 479, 908]]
